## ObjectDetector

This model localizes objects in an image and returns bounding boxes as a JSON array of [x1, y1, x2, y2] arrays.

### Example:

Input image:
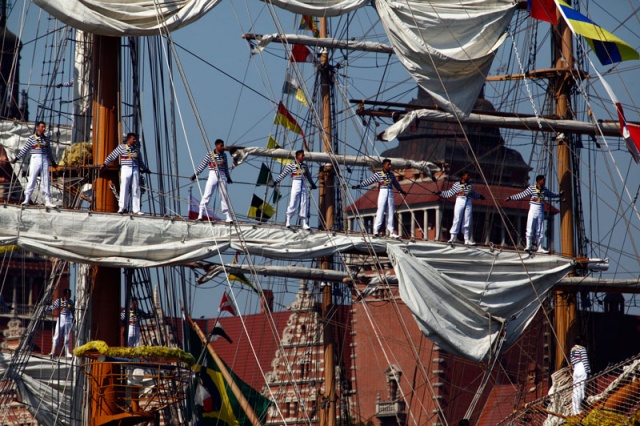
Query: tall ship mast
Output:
[[0, 0, 639, 425]]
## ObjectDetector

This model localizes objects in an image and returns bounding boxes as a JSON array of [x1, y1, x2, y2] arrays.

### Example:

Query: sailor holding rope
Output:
[[436, 171, 484, 245], [271, 149, 316, 229], [191, 139, 234, 223], [11, 121, 57, 208], [505, 174, 561, 253], [102, 133, 151, 215], [352, 159, 406, 238]]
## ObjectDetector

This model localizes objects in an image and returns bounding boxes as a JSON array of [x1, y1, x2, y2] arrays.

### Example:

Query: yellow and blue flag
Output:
[[556, 0, 639, 65]]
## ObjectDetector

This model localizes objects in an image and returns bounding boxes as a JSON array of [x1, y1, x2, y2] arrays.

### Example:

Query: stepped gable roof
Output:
[[346, 180, 559, 214], [381, 90, 531, 187]]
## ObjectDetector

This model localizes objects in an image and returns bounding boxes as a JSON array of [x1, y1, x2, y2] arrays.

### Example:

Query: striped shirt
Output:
[[48, 298, 74, 318], [570, 344, 590, 374], [16, 133, 55, 162], [274, 162, 313, 183], [103, 144, 148, 169], [194, 150, 231, 181], [509, 185, 559, 206], [440, 182, 481, 199], [120, 308, 153, 325], [357, 171, 403, 191]]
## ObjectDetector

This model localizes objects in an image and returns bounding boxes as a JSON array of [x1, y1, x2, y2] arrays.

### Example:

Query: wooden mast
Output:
[[553, 5, 577, 371], [90, 34, 123, 424], [317, 17, 337, 426]]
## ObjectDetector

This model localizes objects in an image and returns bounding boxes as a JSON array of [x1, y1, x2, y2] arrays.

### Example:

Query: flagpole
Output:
[[186, 313, 263, 426]]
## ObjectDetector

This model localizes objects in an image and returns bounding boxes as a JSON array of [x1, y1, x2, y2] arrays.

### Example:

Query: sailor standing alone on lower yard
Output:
[[46, 289, 74, 358], [191, 139, 234, 223], [11, 121, 58, 208], [102, 133, 151, 215], [121, 297, 154, 347], [570, 336, 591, 415], [352, 159, 407, 238], [436, 171, 485, 245], [505, 174, 561, 253], [270, 149, 316, 229]]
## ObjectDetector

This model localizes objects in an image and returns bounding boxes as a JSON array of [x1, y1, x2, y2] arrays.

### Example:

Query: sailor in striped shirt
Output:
[[47, 289, 74, 357], [570, 336, 590, 415], [352, 159, 406, 238], [271, 150, 316, 229], [505, 174, 561, 253], [191, 139, 234, 222], [102, 133, 150, 215], [436, 172, 485, 245], [120, 297, 154, 347], [11, 121, 57, 208]]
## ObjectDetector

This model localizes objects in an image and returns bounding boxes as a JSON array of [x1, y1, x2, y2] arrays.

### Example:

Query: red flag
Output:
[[528, 0, 557, 25], [289, 44, 314, 63], [219, 291, 237, 316]]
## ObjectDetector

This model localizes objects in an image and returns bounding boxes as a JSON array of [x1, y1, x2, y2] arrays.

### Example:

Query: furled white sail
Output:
[[374, 0, 515, 116], [266, 0, 370, 17], [388, 245, 572, 362], [33, 0, 220, 36]]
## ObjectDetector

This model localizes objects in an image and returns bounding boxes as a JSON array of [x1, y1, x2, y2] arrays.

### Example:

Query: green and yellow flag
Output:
[[266, 136, 292, 165]]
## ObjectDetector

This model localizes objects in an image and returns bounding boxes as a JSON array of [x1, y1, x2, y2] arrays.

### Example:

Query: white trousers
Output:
[[52, 316, 73, 356], [286, 179, 309, 221], [24, 154, 51, 203], [450, 196, 472, 241], [572, 362, 587, 415], [374, 187, 395, 234], [526, 204, 545, 245], [200, 170, 230, 220], [128, 324, 141, 347], [119, 165, 141, 213]]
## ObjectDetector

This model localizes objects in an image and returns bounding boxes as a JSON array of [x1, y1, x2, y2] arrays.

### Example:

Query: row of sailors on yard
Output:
[[9, 126, 560, 252], [43, 290, 153, 358]]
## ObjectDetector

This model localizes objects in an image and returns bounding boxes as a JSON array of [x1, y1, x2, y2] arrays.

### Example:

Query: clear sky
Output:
[[7, 0, 640, 317]]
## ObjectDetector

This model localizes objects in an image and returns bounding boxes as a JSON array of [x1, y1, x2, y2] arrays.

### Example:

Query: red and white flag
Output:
[[597, 71, 640, 163], [219, 291, 237, 316], [289, 44, 315, 63]]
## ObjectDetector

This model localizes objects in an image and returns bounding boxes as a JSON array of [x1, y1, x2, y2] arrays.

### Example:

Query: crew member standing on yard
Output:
[[505, 174, 561, 253], [271, 150, 316, 229], [102, 133, 150, 215], [191, 139, 234, 223], [47, 289, 74, 358], [352, 159, 406, 238], [11, 121, 57, 208], [570, 336, 591, 415], [121, 297, 154, 347], [436, 171, 485, 245]]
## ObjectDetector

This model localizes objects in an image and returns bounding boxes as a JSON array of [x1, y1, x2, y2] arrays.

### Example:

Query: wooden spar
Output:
[[318, 15, 337, 426], [553, 4, 577, 372], [90, 34, 123, 425], [186, 314, 263, 426], [350, 100, 627, 137], [242, 33, 393, 54]]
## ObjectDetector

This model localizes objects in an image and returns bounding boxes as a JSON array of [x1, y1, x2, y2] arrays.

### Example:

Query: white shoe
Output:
[[390, 233, 400, 239], [537, 247, 549, 254], [117, 210, 124, 215], [465, 240, 476, 246], [301, 219, 310, 230], [21, 199, 31, 206], [45, 202, 56, 208], [134, 211, 144, 216], [225, 217, 233, 223], [65, 353, 73, 358], [448, 238, 456, 244], [285, 218, 291, 228], [524, 245, 532, 252]]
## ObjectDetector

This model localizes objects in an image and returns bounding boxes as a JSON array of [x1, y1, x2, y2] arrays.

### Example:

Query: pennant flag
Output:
[[219, 291, 238, 316], [248, 194, 275, 223], [528, 0, 557, 25], [189, 187, 223, 221], [256, 163, 274, 186], [266, 136, 293, 165], [187, 321, 271, 426], [282, 72, 308, 106], [299, 15, 319, 37], [211, 321, 233, 344], [289, 44, 314, 63], [556, 0, 639, 65], [597, 71, 640, 163], [230, 253, 259, 294], [274, 101, 308, 151]]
